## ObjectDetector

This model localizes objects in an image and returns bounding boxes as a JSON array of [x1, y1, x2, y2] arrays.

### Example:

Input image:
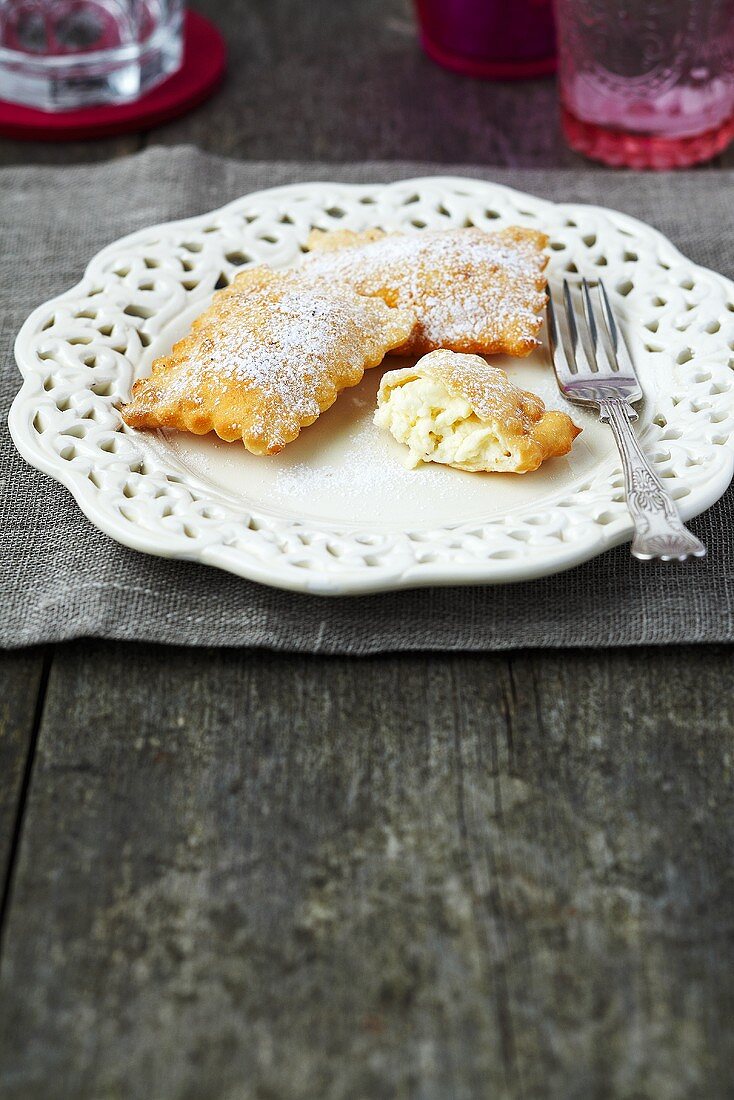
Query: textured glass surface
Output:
[[0, 0, 183, 110], [556, 0, 734, 137]]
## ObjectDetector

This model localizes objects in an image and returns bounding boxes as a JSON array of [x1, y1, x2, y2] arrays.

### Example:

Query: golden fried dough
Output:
[[302, 225, 548, 357], [121, 267, 415, 455], [375, 350, 581, 473], [306, 227, 387, 252]]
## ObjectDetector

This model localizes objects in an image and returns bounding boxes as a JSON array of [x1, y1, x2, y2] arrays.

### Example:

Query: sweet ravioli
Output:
[[121, 267, 415, 455], [375, 350, 581, 473], [302, 225, 549, 357]]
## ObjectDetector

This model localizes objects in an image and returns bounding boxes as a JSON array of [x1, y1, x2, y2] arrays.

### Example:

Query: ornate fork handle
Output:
[[598, 398, 706, 561]]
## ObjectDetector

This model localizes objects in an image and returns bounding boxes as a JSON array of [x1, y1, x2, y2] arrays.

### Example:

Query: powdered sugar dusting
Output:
[[202, 286, 362, 425], [271, 416, 423, 503], [414, 349, 545, 430], [301, 227, 548, 354], [124, 271, 414, 453], [161, 355, 597, 529]]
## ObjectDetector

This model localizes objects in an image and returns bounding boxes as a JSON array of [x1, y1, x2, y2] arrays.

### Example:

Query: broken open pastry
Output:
[[375, 350, 581, 473], [121, 267, 415, 455], [302, 225, 548, 358]]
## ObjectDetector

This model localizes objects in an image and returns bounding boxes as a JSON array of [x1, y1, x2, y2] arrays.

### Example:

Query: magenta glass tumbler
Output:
[[555, 0, 734, 168], [415, 0, 556, 80]]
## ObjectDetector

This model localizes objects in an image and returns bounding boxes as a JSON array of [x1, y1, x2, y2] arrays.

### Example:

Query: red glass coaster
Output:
[[0, 10, 226, 141], [562, 106, 734, 170]]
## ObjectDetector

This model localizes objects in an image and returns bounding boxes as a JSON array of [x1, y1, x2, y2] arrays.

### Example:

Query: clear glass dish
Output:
[[0, 0, 183, 111]]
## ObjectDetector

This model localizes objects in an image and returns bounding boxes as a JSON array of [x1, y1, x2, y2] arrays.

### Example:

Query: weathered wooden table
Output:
[[2, 3, 733, 1096]]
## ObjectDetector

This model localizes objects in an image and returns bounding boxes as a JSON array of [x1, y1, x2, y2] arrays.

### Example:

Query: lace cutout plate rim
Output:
[[9, 176, 734, 596]]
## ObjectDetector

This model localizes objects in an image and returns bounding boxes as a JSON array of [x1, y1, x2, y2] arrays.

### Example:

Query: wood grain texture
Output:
[[1, 640, 732, 1099], [158, 0, 573, 167], [1, 2, 734, 1095], [2, 0, 729, 171], [0, 0, 575, 169], [0, 648, 47, 923], [0, 134, 143, 168]]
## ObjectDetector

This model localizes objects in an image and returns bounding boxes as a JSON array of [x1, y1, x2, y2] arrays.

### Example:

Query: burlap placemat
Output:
[[2, 147, 732, 651]]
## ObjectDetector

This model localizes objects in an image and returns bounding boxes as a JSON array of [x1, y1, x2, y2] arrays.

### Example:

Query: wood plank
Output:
[[505, 646, 734, 1098], [0, 135, 144, 170], [148, 0, 575, 167], [0, 647, 48, 929], [2, 0, 730, 171], [1, 641, 733, 1098]]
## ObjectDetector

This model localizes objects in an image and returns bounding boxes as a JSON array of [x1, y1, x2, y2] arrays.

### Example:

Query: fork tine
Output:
[[562, 279, 577, 354], [583, 277, 619, 374], [580, 278, 598, 351], [545, 291, 574, 383], [584, 276, 629, 376], [564, 279, 595, 375], [598, 279, 636, 376]]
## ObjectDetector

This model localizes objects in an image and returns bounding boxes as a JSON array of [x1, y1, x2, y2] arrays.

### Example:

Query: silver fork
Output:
[[546, 278, 706, 562]]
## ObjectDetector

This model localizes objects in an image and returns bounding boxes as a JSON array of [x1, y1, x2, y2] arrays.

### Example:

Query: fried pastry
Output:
[[302, 225, 548, 357], [374, 350, 581, 473], [306, 227, 386, 252], [121, 267, 415, 455]]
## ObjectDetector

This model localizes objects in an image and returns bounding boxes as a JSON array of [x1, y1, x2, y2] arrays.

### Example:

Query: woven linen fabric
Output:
[[2, 147, 733, 651]]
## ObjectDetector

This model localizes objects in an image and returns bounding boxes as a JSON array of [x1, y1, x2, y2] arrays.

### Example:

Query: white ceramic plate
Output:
[[9, 177, 734, 595]]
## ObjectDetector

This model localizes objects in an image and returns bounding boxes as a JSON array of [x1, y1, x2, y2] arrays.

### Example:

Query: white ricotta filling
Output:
[[375, 376, 518, 473]]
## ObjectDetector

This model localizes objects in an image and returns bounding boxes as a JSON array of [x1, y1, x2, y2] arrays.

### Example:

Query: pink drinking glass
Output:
[[414, 0, 556, 80], [555, 0, 734, 168]]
